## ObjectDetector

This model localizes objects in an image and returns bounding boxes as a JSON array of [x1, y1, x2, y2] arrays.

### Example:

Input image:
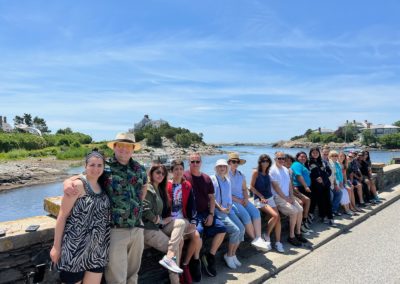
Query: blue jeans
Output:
[[331, 189, 343, 213], [215, 209, 245, 244], [231, 201, 261, 225]]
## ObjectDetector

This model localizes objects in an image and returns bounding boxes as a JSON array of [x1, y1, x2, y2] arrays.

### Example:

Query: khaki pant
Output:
[[274, 195, 303, 216], [105, 227, 144, 284], [144, 219, 187, 284]]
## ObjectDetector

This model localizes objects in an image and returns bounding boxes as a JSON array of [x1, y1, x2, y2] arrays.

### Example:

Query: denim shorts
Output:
[[196, 211, 226, 238]]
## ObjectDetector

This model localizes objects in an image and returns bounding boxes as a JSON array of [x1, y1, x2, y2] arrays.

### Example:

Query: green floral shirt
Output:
[[103, 156, 147, 228]]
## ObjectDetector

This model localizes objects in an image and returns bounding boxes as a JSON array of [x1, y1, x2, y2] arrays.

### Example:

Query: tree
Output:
[[13, 115, 24, 126], [335, 125, 358, 142], [23, 113, 33, 126], [361, 130, 377, 146], [56, 127, 73, 135], [393, 120, 400, 127], [33, 116, 50, 133]]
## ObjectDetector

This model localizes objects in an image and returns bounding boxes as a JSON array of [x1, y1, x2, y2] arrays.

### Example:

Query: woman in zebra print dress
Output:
[[50, 150, 111, 284]]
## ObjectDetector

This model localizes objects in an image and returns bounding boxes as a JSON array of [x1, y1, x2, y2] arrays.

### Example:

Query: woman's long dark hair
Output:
[[309, 147, 323, 166], [257, 154, 272, 174], [149, 164, 171, 214]]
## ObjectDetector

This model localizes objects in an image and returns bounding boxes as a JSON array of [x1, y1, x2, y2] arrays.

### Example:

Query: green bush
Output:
[[175, 133, 192, 148], [56, 146, 88, 160], [379, 133, 400, 149]]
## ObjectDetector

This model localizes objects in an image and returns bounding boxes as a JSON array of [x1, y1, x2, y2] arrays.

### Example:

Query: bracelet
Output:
[[209, 212, 214, 216]]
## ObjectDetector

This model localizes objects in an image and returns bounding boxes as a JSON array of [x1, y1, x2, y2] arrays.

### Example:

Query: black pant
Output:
[[312, 182, 333, 219]]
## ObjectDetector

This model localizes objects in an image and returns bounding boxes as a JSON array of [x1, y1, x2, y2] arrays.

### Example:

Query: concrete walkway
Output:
[[199, 184, 400, 284]]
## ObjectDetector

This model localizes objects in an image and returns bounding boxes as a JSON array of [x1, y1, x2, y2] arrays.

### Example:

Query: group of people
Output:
[[50, 132, 380, 284]]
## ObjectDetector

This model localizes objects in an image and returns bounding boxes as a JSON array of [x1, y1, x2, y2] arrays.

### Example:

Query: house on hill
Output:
[[131, 114, 168, 131], [0, 116, 13, 132], [362, 124, 400, 137]]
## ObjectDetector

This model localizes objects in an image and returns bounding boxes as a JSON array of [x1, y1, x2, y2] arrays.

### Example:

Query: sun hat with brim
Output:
[[227, 152, 246, 165], [107, 132, 141, 151]]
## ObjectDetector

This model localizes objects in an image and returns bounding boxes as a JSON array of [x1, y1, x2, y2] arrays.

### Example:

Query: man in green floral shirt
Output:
[[64, 133, 147, 284]]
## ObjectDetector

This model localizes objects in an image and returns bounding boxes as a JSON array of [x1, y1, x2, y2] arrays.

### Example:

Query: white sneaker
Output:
[[232, 255, 242, 267], [159, 255, 183, 274], [262, 233, 272, 250], [275, 242, 285, 253], [224, 254, 237, 269], [251, 237, 270, 252]]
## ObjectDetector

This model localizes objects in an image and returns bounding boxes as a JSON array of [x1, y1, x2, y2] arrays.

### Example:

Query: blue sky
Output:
[[1, 0, 399, 143]]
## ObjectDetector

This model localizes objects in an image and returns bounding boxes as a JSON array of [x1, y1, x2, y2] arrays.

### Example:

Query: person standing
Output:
[[64, 133, 147, 284], [184, 153, 226, 278], [51, 150, 110, 284]]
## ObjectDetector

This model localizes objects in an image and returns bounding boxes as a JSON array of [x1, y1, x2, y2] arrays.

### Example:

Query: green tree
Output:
[[393, 120, 400, 127], [335, 125, 358, 142], [379, 133, 400, 149], [23, 113, 33, 126], [56, 127, 73, 135], [13, 115, 24, 126], [361, 130, 377, 146], [33, 116, 50, 133]]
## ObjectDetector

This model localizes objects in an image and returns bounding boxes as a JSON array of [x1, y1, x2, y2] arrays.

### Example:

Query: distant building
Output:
[[342, 120, 371, 131], [362, 124, 400, 137], [0, 116, 13, 132], [315, 127, 335, 134], [131, 114, 168, 132]]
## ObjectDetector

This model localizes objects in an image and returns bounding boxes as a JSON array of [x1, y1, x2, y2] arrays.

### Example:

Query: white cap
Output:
[[215, 159, 228, 167]]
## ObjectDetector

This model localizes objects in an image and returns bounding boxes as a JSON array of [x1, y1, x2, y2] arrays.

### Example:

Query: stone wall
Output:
[[1, 164, 400, 283]]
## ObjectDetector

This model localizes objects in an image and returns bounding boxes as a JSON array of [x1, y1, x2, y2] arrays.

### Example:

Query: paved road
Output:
[[266, 199, 400, 284]]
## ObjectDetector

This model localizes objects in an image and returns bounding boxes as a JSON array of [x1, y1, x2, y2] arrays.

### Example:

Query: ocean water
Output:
[[0, 145, 398, 222]]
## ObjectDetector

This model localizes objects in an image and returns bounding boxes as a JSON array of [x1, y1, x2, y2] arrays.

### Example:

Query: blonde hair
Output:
[[328, 150, 338, 158]]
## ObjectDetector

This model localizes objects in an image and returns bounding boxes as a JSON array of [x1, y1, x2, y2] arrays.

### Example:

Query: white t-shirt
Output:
[[269, 164, 290, 197]]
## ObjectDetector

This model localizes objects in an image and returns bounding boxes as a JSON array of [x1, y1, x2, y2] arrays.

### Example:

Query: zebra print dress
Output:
[[58, 176, 111, 272]]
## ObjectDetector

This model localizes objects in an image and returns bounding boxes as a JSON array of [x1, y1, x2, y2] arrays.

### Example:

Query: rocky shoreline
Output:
[[0, 140, 224, 192], [0, 157, 81, 192]]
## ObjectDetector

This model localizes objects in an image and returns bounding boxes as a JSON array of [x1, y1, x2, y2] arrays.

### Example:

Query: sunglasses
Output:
[[260, 160, 270, 163], [229, 160, 240, 164], [348, 156, 354, 158], [154, 170, 166, 176], [276, 157, 285, 161], [190, 160, 201, 164]]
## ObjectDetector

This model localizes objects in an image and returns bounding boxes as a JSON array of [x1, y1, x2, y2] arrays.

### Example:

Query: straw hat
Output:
[[227, 152, 246, 165], [107, 132, 141, 151]]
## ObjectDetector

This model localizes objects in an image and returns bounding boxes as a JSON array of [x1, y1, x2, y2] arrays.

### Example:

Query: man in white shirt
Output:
[[269, 151, 307, 247]]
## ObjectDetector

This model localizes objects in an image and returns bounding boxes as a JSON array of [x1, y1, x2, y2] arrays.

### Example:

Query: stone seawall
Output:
[[1, 164, 400, 284]]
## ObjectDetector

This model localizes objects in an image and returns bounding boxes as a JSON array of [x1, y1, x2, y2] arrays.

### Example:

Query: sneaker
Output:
[[303, 221, 311, 230], [345, 210, 354, 216], [201, 253, 216, 277], [251, 237, 270, 252], [287, 236, 302, 247], [322, 217, 329, 224], [308, 213, 314, 221], [159, 255, 183, 274], [181, 264, 192, 284], [261, 234, 272, 250], [359, 202, 367, 208], [275, 242, 285, 253], [223, 254, 237, 269], [232, 255, 242, 267], [301, 224, 310, 234], [189, 259, 202, 282], [295, 233, 308, 243], [329, 219, 335, 226]]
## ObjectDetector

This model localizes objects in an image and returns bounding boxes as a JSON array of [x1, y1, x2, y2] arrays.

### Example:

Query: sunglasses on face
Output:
[[154, 170, 166, 176], [260, 160, 270, 163], [229, 160, 240, 164], [190, 160, 201, 164], [276, 157, 285, 161]]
